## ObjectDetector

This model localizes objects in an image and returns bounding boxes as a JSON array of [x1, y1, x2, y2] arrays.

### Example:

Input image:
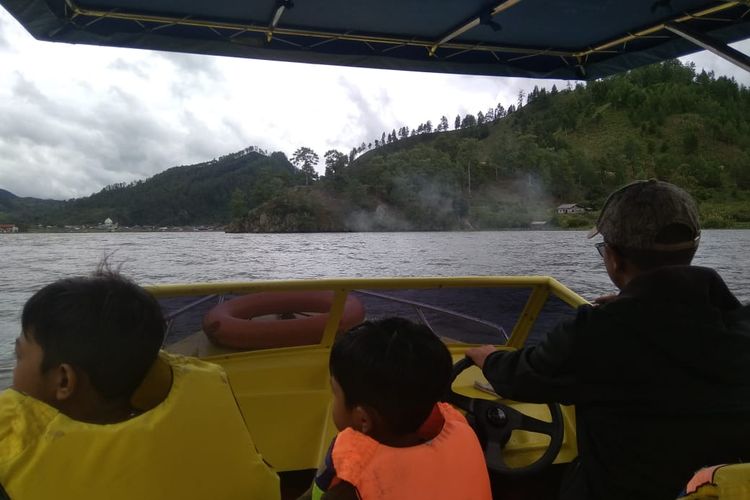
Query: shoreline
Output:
[[6, 225, 750, 235]]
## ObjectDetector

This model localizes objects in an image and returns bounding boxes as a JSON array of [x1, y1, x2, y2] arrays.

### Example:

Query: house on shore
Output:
[[0, 224, 19, 233], [99, 218, 118, 231], [556, 203, 586, 215]]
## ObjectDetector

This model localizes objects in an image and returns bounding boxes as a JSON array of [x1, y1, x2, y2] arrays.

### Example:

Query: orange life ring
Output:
[[202, 291, 365, 350]]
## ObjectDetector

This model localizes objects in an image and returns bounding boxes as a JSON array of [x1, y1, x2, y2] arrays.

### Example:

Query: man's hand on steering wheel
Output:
[[444, 356, 564, 476], [465, 345, 498, 369]]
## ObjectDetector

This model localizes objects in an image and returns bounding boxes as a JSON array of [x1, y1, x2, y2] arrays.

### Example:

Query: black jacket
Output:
[[482, 266, 750, 500]]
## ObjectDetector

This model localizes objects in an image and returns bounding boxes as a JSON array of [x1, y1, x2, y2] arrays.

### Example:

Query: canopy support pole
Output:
[[665, 22, 750, 73], [428, 0, 522, 56]]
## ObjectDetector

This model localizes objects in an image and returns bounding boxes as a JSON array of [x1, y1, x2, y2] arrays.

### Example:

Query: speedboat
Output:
[[2, 1, 749, 497]]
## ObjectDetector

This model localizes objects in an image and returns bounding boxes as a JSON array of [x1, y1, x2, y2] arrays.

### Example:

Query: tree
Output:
[[324, 149, 348, 178], [477, 111, 485, 124], [455, 115, 461, 130], [495, 103, 506, 119], [461, 114, 477, 128], [424, 120, 433, 133], [291, 147, 320, 185], [439, 116, 449, 132], [229, 188, 248, 219], [458, 139, 479, 194]]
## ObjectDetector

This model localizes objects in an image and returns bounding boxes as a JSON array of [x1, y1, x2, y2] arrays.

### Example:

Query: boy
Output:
[[467, 180, 750, 500], [309, 317, 491, 500], [1, 268, 279, 500]]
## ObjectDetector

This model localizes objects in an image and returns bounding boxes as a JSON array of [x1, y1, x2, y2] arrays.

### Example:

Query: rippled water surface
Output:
[[1, 230, 748, 387]]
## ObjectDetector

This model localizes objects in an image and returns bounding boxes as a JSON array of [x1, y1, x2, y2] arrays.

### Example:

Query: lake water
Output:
[[1, 230, 748, 388]]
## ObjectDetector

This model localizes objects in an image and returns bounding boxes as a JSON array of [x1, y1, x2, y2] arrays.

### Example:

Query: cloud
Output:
[[0, 18, 9, 51], [157, 51, 226, 99], [337, 77, 390, 144], [0, 70, 217, 198], [109, 58, 149, 79]]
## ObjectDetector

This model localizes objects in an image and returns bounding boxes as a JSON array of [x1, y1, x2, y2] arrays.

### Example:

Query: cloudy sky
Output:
[[1, 7, 749, 200]]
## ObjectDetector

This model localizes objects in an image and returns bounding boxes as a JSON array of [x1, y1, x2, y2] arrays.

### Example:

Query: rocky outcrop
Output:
[[226, 187, 347, 233]]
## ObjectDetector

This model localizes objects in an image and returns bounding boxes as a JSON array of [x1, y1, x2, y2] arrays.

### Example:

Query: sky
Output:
[[1, 7, 749, 201]]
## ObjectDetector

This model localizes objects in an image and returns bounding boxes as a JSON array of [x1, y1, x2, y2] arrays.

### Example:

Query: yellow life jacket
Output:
[[679, 464, 750, 500], [0, 352, 280, 500], [316, 402, 492, 500]]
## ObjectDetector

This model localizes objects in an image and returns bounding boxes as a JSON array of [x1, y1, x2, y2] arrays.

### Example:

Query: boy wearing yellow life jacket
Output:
[[0, 267, 279, 500], [306, 317, 492, 500]]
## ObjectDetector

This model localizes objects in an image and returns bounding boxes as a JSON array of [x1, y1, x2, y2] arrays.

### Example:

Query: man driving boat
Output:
[[467, 179, 750, 500]]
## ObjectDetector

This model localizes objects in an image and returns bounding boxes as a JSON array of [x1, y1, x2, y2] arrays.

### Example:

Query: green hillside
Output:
[[0, 189, 63, 227], [233, 60, 750, 231], [1, 147, 305, 227], [3, 60, 749, 231]]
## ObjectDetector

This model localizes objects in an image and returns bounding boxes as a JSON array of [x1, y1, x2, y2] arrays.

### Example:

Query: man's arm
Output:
[[467, 306, 593, 404]]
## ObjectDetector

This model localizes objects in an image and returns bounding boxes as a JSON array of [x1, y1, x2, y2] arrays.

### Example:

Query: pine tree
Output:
[[461, 114, 477, 128], [291, 147, 320, 185], [439, 116, 449, 131], [495, 103, 506, 119]]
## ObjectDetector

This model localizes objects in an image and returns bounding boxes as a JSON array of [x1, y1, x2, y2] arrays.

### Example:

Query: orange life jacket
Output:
[[322, 402, 491, 500]]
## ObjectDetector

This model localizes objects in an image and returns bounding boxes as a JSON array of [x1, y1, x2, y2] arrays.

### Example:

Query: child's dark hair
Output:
[[21, 268, 165, 401], [329, 317, 452, 435]]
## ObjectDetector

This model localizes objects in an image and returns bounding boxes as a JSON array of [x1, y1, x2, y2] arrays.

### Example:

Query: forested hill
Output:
[[1, 147, 305, 227], [231, 60, 750, 231], [2, 61, 749, 230], [0, 188, 63, 224], [60, 148, 303, 226]]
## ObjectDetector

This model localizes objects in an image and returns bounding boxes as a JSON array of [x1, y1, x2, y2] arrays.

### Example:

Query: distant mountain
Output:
[[0, 188, 63, 226], [0, 188, 17, 210], [1, 147, 305, 227], [0, 188, 17, 201]]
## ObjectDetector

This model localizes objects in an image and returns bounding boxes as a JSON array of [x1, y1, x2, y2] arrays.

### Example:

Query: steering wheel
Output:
[[446, 357, 565, 476]]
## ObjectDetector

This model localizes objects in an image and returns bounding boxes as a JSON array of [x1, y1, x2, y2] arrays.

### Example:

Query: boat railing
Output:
[[163, 293, 218, 343], [153, 276, 588, 349]]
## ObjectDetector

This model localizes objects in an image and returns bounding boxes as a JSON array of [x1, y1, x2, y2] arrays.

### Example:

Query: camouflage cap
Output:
[[588, 179, 701, 251]]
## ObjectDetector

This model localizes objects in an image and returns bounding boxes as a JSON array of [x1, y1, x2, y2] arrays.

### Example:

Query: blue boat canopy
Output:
[[2, 0, 749, 79]]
